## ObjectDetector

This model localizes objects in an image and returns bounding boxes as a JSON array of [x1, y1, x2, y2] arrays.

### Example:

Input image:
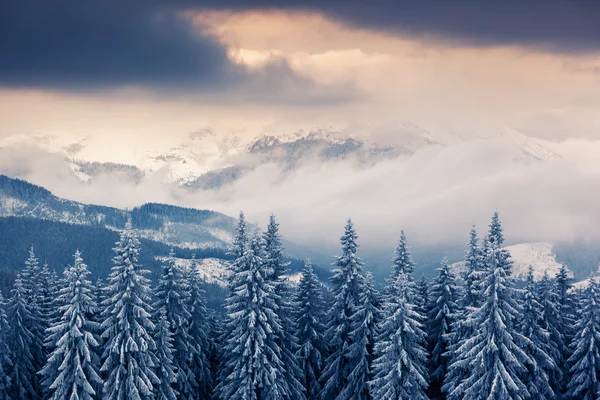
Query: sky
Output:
[[1, 1, 600, 250]]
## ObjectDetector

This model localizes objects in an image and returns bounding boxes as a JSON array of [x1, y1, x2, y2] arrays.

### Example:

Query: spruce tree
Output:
[[555, 263, 577, 392], [320, 219, 366, 400], [520, 267, 557, 399], [100, 220, 158, 400], [263, 215, 305, 400], [566, 276, 600, 400], [450, 242, 532, 400], [40, 250, 103, 400], [20, 247, 46, 396], [7, 274, 36, 399], [185, 256, 213, 399], [153, 249, 198, 399], [370, 271, 428, 400], [341, 273, 382, 400], [538, 271, 566, 396], [154, 309, 178, 400], [0, 293, 11, 400], [427, 259, 459, 400], [390, 230, 415, 280], [415, 274, 430, 321], [463, 226, 483, 309], [216, 232, 288, 399], [294, 261, 327, 400]]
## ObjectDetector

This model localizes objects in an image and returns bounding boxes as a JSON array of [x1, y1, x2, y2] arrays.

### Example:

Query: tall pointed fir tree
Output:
[[154, 308, 178, 400], [566, 276, 600, 400], [7, 274, 36, 399], [462, 226, 483, 309], [390, 230, 415, 280], [185, 256, 213, 399], [415, 275, 430, 321], [40, 250, 103, 400], [370, 271, 428, 399], [520, 267, 557, 399], [448, 238, 532, 399], [294, 261, 327, 400], [20, 247, 46, 396], [537, 271, 566, 396], [100, 220, 158, 400], [555, 263, 577, 392], [320, 219, 367, 400], [153, 248, 199, 399], [427, 259, 459, 400], [341, 272, 382, 400], [216, 232, 289, 399], [0, 292, 11, 400], [263, 215, 305, 400]]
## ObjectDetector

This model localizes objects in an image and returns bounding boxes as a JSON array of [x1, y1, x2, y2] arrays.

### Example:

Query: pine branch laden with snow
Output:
[[566, 276, 600, 400], [427, 259, 459, 399], [263, 215, 305, 400], [370, 272, 428, 400], [320, 219, 368, 400], [40, 250, 103, 400], [216, 232, 288, 400], [100, 220, 159, 400], [293, 261, 327, 400], [154, 308, 179, 400]]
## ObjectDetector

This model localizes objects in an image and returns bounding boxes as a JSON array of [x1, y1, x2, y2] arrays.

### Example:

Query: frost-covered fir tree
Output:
[[0, 292, 11, 400], [427, 259, 459, 400], [232, 211, 247, 259], [415, 275, 430, 321], [390, 230, 415, 280], [153, 249, 198, 399], [537, 271, 566, 396], [555, 263, 577, 392], [7, 274, 36, 399], [370, 271, 428, 400], [216, 232, 288, 400], [20, 247, 46, 396], [263, 215, 305, 399], [320, 219, 367, 400], [462, 226, 483, 309], [154, 308, 178, 400], [40, 263, 60, 328], [520, 267, 557, 399], [341, 273, 382, 400], [566, 276, 600, 400], [449, 242, 532, 400], [40, 250, 103, 400], [294, 261, 327, 400], [100, 220, 158, 400], [185, 256, 213, 399]]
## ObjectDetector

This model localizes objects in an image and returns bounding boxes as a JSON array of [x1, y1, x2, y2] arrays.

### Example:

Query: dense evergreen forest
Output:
[[0, 210, 597, 399]]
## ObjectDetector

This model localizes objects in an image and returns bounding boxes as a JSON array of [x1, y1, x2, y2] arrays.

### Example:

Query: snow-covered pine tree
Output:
[[341, 272, 382, 400], [320, 219, 367, 400], [520, 267, 557, 399], [20, 247, 45, 396], [232, 211, 247, 259], [415, 275, 430, 321], [100, 219, 158, 400], [154, 308, 178, 400], [390, 230, 415, 280], [555, 263, 577, 392], [153, 249, 198, 400], [215, 232, 288, 399], [487, 211, 504, 247], [294, 260, 327, 400], [449, 240, 532, 400], [462, 226, 483, 309], [566, 276, 600, 400], [263, 215, 305, 400], [40, 250, 103, 400], [537, 271, 566, 396], [370, 271, 428, 400], [185, 256, 213, 399], [39, 263, 60, 328], [0, 292, 12, 400], [7, 274, 36, 399], [427, 258, 459, 400]]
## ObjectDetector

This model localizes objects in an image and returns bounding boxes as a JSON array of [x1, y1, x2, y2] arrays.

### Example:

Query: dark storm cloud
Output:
[[1, 0, 598, 91], [195, 0, 600, 52]]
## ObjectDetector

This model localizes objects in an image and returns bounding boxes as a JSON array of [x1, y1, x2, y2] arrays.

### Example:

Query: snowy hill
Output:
[[451, 241, 570, 281]]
